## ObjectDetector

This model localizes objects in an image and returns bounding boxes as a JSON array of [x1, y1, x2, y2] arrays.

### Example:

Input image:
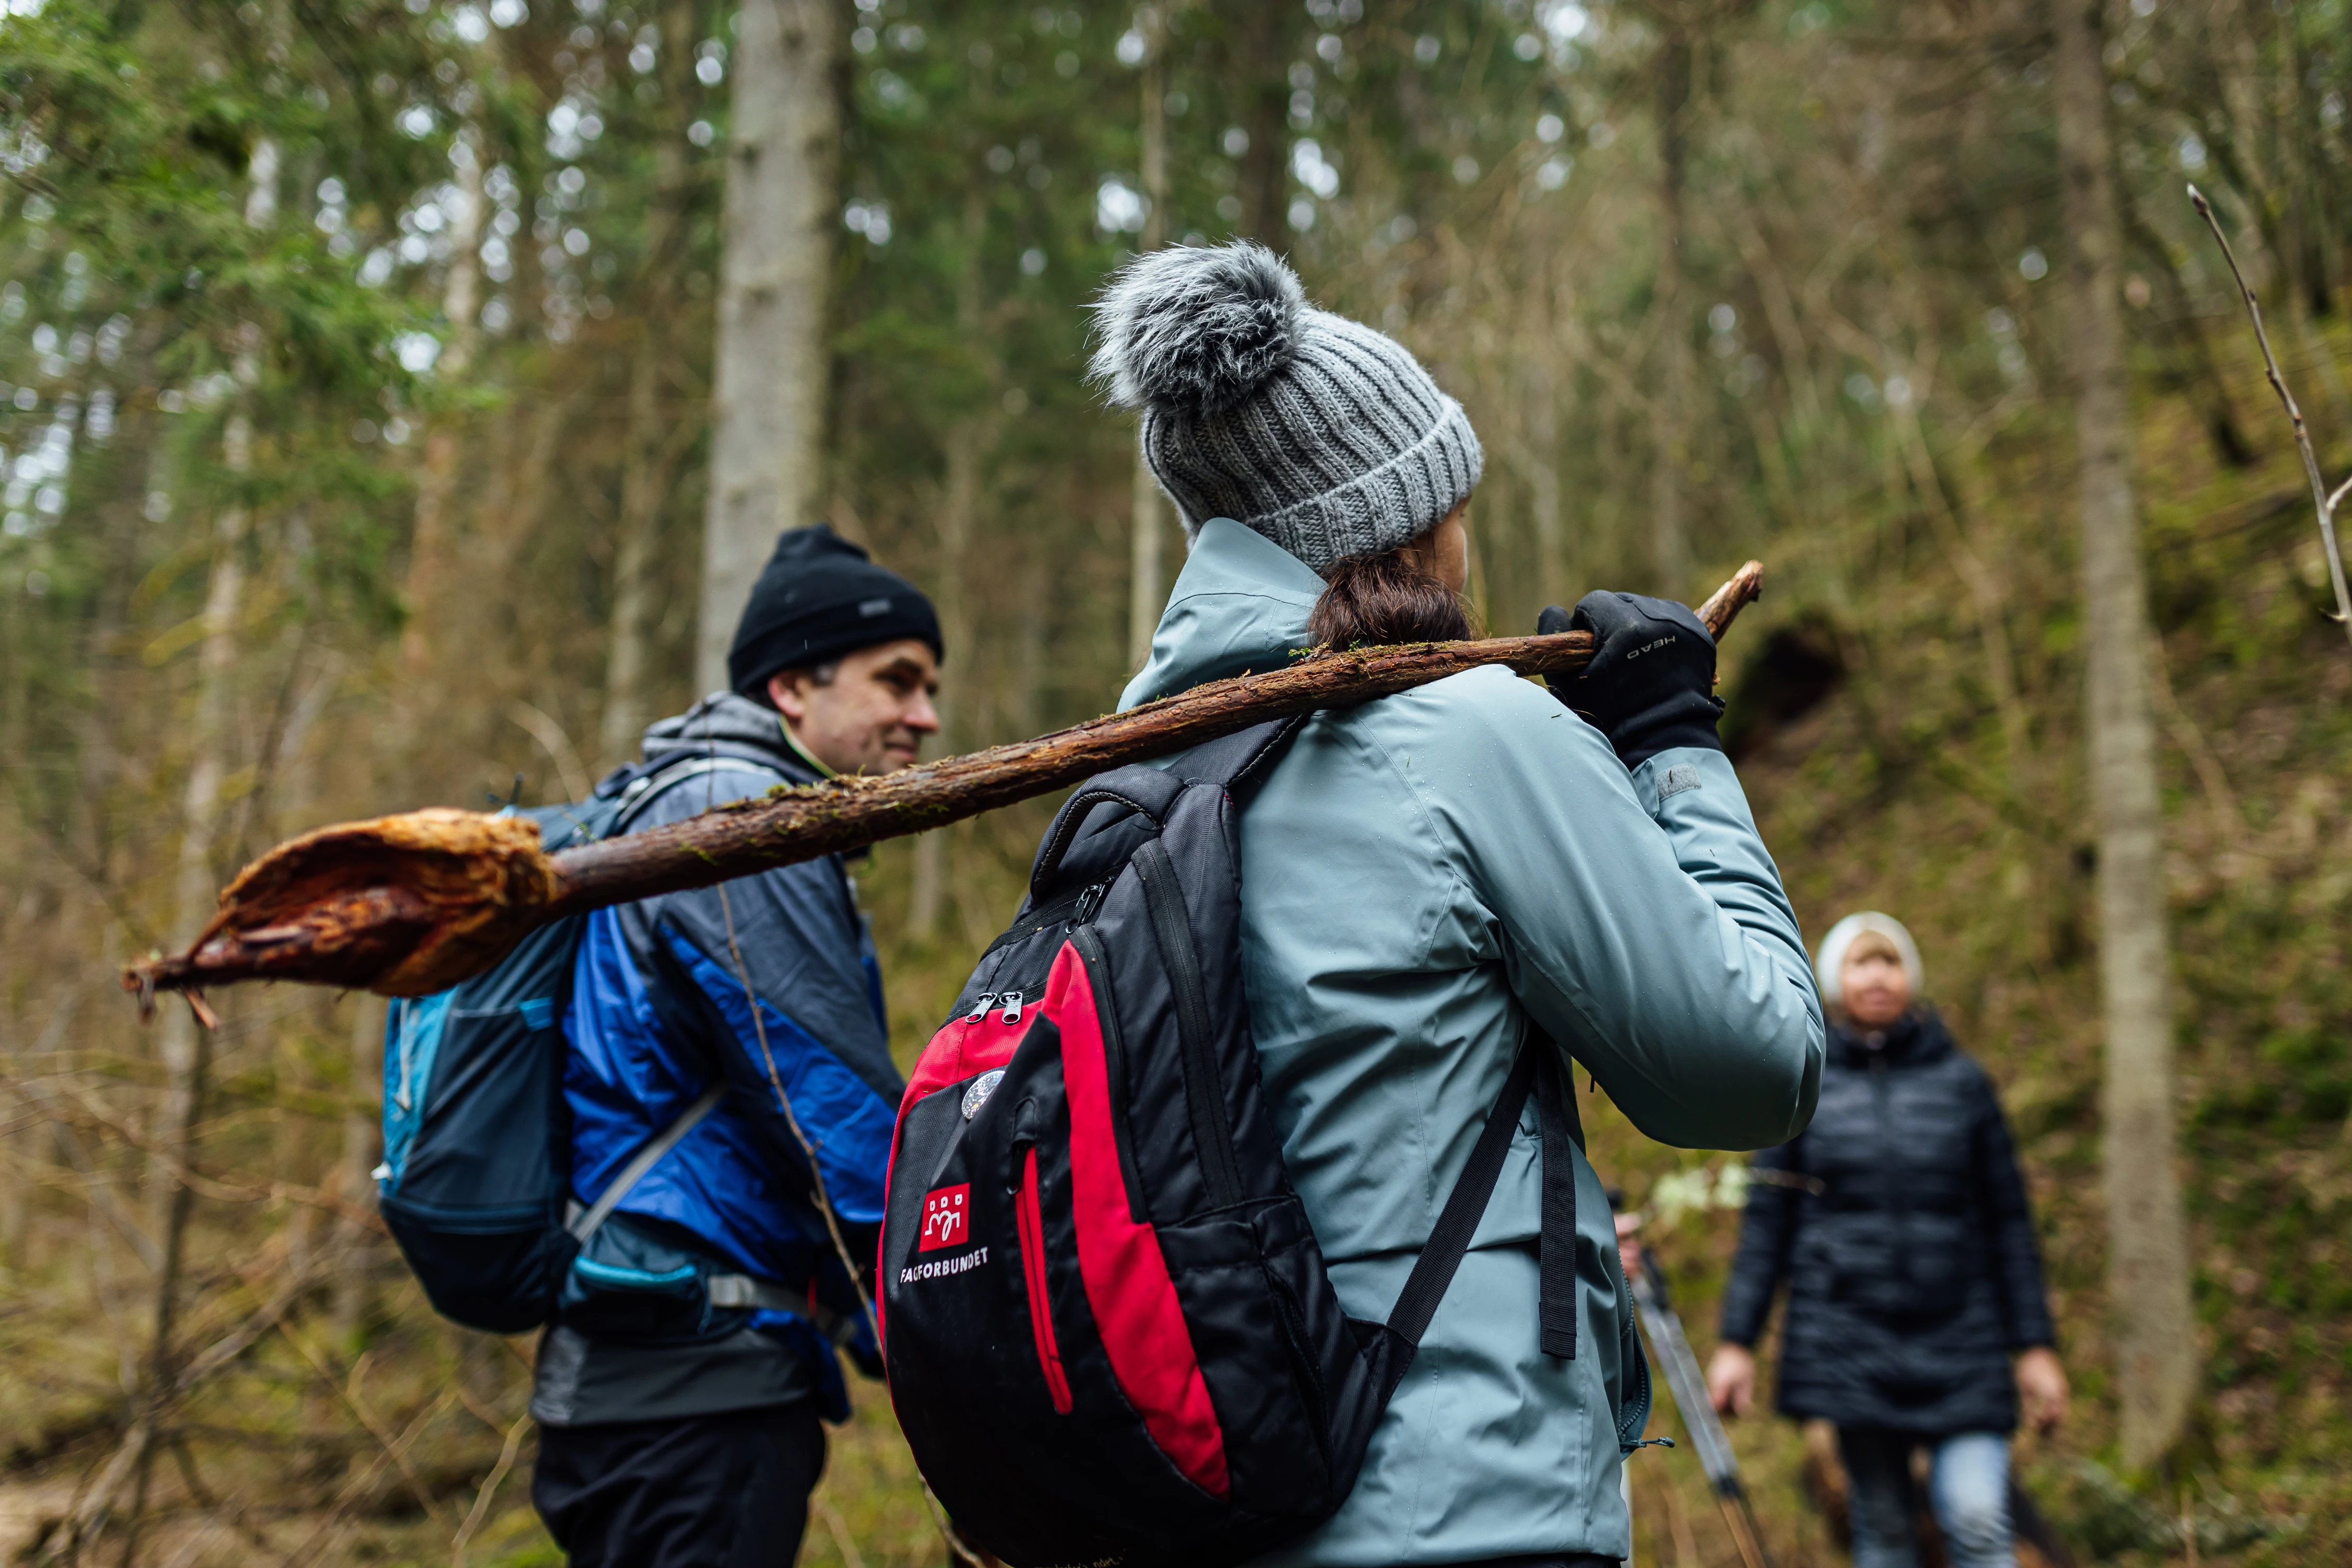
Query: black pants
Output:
[[532, 1402, 826, 1567]]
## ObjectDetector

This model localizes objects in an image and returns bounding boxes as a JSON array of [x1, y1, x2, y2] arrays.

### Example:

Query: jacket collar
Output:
[[602, 691, 823, 794], [1829, 1007, 1952, 1069], [1119, 518, 1324, 711]]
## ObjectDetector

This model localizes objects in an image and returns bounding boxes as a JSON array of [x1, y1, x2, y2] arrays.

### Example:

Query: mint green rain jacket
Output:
[[1121, 520, 1825, 1566]]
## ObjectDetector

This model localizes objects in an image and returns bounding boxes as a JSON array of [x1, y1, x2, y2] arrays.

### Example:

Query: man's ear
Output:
[[766, 671, 808, 723]]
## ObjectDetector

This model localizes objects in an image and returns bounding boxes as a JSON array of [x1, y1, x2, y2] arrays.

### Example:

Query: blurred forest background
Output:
[[4, 0, 2352, 1562]]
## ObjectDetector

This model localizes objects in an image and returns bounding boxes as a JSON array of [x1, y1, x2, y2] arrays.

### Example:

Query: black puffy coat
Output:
[[1717, 1009, 2054, 1435]]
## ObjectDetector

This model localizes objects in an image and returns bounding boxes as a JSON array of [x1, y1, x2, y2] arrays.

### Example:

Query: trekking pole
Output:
[[1628, 1244, 1777, 1568], [122, 563, 1763, 1013]]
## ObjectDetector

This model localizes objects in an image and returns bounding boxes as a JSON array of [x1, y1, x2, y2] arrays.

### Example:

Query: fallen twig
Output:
[[448, 1413, 531, 1566], [2188, 184, 2352, 643], [813, 1496, 870, 1568], [122, 563, 1764, 1006], [278, 1340, 452, 1529], [279, 1388, 459, 1568]]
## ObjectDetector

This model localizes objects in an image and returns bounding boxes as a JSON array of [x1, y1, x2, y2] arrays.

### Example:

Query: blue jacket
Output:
[[1123, 521, 1825, 1566], [541, 694, 903, 1425]]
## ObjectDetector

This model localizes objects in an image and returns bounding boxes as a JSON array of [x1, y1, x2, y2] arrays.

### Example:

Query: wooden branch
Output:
[[2188, 184, 2352, 642], [124, 562, 1764, 1007]]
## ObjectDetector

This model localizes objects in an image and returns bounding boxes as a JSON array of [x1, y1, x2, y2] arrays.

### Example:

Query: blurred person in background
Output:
[[1705, 912, 2067, 1568]]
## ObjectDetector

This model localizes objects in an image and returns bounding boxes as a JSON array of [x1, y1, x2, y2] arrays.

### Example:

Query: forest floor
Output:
[[8, 377, 2352, 1567]]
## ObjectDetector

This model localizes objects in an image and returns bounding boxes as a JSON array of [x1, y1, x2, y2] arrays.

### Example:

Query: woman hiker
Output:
[[1707, 912, 2069, 1568], [1095, 241, 1825, 1567]]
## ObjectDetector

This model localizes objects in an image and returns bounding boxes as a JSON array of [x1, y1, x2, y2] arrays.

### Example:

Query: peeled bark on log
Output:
[[125, 563, 1762, 1008]]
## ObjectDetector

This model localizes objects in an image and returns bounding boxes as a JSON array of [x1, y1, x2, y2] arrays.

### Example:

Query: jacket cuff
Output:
[[1612, 693, 1726, 770], [1716, 1302, 1766, 1347]]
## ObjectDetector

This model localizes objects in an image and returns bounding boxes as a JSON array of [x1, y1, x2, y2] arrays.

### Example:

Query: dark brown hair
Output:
[[1307, 545, 1476, 649]]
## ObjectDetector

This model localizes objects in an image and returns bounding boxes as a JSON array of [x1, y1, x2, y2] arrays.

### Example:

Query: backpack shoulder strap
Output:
[[1534, 1042, 1581, 1359], [1172, 713, 1306, 792], [1368, 1025, 1584, 1402], [567, 1083, 728, 1243], [608, 754, 788, 836], [1370, 1038, 1540, 1399]]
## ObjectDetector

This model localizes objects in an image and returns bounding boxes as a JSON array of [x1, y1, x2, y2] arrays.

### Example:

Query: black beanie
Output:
[[727, 524, 943, 698]]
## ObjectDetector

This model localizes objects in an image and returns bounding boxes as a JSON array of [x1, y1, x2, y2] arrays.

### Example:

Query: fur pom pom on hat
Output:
[[1087, 241, 1482, 576], [1089, 243, 1306, 416]]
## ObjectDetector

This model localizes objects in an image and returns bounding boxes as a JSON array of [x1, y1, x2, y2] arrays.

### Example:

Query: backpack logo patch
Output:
[[920, 1184, 971, 1251], [961, 1068, 1006, 1121]]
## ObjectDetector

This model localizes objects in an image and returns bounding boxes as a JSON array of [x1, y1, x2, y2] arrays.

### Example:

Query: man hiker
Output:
[[527, 524, 941, 1567]]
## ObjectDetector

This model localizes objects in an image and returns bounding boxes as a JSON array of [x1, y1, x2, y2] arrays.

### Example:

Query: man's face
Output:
[[767, 638, 942, 776]]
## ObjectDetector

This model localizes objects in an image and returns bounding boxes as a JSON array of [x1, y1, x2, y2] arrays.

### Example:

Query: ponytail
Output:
[[1307, 544, 1475, 649]]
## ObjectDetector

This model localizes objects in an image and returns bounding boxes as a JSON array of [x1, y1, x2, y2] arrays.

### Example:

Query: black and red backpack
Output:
[[879, 719, 1634, 1568]]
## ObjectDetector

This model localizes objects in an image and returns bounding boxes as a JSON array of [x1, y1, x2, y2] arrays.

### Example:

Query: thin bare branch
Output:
[[174, 1250, 345, 1395], [2188, 185, 2352, 640], [10, 1068, 387, 1230], [507, 700, 594, 805]]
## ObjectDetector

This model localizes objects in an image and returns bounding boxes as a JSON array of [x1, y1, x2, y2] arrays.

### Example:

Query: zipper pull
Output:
[[999, 991, 1024, 1025], [1073, 882, 1107, 926], [965, 992, 998, 1023]]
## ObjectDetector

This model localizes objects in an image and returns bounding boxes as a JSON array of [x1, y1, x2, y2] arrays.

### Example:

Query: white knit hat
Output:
[[1814, 912, 1925, 1007], [1087, 242, 1483, 576]]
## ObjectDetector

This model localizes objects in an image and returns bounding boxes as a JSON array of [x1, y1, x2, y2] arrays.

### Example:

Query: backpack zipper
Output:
[[1014, 1143, 1073, 1414], [965, 992, 998, 1023], [1070, 925, 1149, 1224], [1000, 991, 1024, 1025], [1134, 839, 1243, 1208], [974, 880, 1109, 962]]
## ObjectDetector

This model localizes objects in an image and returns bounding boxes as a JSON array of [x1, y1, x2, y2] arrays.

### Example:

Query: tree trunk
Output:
[[400, 133, 486, 676], [126, 289, 266, 1566], [331, 993, 384, 1348], [601, 344, 665, 769], [1650, 30, 1694, 598], [149, 405, 250, 1220], [1228, 0, 1290, 245], [1014, 542, 1045, 738], [698, 0, 840, 692], [910, 188, 991, 941], [601, 1, 698, 769], [1128, 6, 1171, 674], [1519, 275, 1563, 601], [2056, 0, 2196, 1472], [907, 410, 978, 942]]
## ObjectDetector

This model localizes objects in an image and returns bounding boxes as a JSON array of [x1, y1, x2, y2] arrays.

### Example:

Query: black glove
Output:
[[1536, 592, 1724, 767]]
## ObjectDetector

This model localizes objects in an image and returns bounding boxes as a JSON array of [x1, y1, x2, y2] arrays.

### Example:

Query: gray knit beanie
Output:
[[1088, 242, 1483, 576]]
